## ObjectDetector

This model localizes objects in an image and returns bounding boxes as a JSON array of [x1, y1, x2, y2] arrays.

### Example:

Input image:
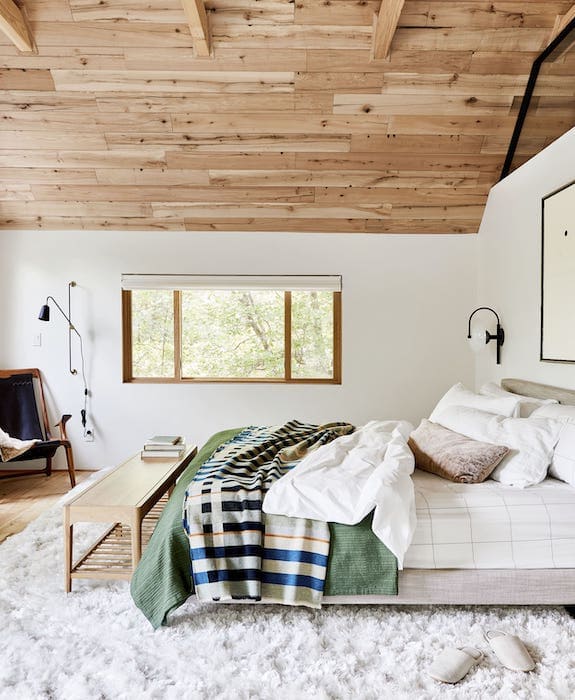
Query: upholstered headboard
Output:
[[502, 378, 575, 406]]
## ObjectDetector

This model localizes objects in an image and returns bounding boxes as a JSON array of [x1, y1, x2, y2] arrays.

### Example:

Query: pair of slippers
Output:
[[428, 630, 535, 684]]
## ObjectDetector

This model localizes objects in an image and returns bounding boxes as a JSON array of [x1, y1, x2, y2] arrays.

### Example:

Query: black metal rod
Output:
[[501, 16, 575, 180], [68, 281, 76, 375]]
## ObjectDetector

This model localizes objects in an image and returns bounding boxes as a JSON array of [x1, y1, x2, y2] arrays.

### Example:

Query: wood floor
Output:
[[0, 471, 93, 545]]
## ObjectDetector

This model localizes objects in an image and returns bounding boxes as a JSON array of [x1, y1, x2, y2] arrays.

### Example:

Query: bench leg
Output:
[[565, 606, 575, 619], [131, 516, 142, 570]]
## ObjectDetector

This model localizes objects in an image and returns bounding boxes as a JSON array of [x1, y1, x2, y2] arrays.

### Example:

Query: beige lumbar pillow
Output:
[[408, 419, 509, 484]]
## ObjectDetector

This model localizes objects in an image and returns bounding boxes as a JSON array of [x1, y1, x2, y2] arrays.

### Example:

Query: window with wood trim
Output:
[[121, 275, 341, 383]]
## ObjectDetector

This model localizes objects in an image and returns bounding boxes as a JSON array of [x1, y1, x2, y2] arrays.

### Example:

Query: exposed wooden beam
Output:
[[0, 0, 35, 53], [372, 0, 405, 60], [180, 0, 211, 58]]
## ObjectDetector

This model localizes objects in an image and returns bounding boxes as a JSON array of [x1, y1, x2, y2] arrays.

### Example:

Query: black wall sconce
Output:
[[38, 281, 90, 430], [467, 307, 505, 365], [39, 281, 80, 376]]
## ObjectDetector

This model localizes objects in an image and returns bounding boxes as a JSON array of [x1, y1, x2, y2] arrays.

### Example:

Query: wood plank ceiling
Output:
[[0, 0, 573, 233]]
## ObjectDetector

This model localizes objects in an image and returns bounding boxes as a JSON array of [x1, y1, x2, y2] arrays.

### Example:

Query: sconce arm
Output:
[[467, 306, 501, 339]]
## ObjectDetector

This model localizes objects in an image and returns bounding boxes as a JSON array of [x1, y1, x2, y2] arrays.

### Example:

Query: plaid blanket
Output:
[[183, 420, 354, 608]]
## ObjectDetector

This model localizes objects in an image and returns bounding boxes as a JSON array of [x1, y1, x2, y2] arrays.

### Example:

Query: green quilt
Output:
[[131, 428, 397, 628]]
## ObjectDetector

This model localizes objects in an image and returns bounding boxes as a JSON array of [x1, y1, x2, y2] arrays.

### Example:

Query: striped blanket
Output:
[[183, 420, 354, 608]]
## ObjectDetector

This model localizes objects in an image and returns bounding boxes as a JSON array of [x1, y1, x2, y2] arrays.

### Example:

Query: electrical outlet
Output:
[[84, 428, 95, 442]]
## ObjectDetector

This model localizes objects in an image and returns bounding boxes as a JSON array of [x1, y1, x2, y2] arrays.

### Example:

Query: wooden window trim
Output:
[[174, 290, 182, 381], [333, 291, 342, 383], [284, 291, 292, 381], [121, 290, 133, 382], [122, 288, 342, 384]]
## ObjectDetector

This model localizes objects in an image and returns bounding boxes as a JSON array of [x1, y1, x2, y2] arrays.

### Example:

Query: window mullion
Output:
[[122, 290, 133, 382], [284, 291, 292, 381], [174, 290, 182, 380]]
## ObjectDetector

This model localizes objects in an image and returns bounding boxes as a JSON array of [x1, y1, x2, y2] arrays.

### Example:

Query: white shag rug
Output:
[[0, 503, 574, 700]]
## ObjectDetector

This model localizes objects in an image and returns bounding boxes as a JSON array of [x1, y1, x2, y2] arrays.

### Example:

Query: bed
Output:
[[131, 378, 575, 628]]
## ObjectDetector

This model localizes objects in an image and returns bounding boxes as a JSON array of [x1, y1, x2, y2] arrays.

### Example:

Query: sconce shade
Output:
[[469, 328, 488, 352], [38, 305, 50, 322]]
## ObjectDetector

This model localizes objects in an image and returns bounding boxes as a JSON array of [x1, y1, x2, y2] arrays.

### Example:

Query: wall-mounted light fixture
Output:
[[467, 307, 505, 365], [39, 281, 80, 376], [38, 281, 90, 431]]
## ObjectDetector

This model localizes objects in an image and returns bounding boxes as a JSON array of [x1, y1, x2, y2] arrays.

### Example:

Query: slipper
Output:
[[427, 646, 483, 684], [484, 630, 535, 672]]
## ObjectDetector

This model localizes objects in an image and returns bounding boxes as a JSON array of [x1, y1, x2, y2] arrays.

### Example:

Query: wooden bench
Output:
[[64, 445, 197, 592]]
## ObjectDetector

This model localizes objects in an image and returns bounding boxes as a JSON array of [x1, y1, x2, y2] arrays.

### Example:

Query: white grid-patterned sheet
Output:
[[404, 470, 575, 569]]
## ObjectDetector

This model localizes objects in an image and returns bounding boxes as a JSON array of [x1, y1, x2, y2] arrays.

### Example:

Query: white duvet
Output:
[[263, 420, 416, 568]]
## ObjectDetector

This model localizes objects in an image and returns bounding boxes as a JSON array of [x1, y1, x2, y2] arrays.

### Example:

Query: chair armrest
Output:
[[55, 414, 73, 441]]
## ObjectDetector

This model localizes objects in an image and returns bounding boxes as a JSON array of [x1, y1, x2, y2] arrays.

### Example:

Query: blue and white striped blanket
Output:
[[183, 420, 354, 608]]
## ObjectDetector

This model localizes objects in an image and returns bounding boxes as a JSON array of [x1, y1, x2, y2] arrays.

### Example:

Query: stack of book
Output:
[[141, 435, 185, 460]]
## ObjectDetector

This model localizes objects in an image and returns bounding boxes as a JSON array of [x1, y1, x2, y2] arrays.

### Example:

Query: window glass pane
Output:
[[291, 291, 334, 379], [131, 290, 174, 378], [181, 290, 284, 378]]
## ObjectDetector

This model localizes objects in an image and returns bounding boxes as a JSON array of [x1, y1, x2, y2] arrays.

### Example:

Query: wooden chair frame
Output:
[[0, 368, 76, 487]]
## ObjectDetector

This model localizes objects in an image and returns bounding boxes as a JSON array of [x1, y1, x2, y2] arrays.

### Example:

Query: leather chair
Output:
[[0, 369, 76, 487]]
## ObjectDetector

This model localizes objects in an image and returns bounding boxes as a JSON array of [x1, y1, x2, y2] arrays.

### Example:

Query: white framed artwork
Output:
[[541, 180, 575, 362]]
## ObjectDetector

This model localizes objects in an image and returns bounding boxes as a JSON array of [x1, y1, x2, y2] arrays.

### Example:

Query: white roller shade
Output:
[[121, 274, 341, 292]]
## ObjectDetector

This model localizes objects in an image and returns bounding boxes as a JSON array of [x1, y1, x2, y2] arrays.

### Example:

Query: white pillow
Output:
[[530, 403, 575, 421], [548, 424, 575, 487], [479, 382, 558, 418], [429, 383, 521, 423], [432, 405, 561, 488], [530, 404, 575, 486]]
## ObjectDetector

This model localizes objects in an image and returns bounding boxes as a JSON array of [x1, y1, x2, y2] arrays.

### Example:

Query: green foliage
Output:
[[130, 288, 335, 380], [131, 290, 175, 378], [181, 290, 284, 378], [292, 291, 333, 378]]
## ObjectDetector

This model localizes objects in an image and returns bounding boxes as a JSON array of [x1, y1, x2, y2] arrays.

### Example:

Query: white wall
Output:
[[0, 230, 477, 469], [476, 127, 575, 389]]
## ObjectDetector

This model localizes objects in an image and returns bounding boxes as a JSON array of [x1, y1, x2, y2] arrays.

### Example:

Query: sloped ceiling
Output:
[[0, 0, 573, 233]]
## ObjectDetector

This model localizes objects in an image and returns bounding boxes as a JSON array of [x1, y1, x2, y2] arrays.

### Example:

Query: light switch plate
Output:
[[32, 333, 42, 347]]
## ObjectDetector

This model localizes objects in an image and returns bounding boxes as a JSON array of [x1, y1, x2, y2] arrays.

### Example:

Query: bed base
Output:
[[321, 569, 575, 606]]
